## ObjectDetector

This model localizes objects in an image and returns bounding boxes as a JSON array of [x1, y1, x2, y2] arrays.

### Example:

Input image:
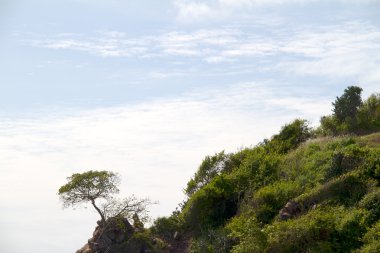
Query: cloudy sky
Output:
[[0, 0, 379, 252]]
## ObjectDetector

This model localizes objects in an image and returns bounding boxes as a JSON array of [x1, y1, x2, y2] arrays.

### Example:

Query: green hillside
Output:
[[149, 86, 380, 253]]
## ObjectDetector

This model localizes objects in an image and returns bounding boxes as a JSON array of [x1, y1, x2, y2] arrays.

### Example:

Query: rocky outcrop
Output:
[[279, 200, 302, 220], [76, 218, 154, 253]]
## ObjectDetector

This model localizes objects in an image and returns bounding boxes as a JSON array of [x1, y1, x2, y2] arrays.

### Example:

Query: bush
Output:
[[357, 220, 380, 253], [325, 144, 368, 180], [265, 207, 368, 253], [264, 208, 338, 253], [358, 93, 380, 132], [151, 212, 184, 240], [268, 119, 312, 154], [185, 151, 230, 197], [188, 228, 231, 253], [182, 175, 238, 233], [252, 181, 303, 224], [230, 148, 281, 193], [359, 188, 380, 224], [335, 208, 369, 252], [226, 215, 266, 253], [296, 172, 368, 208], [363, 150, 380, 181], [319, 115, 341, 136]]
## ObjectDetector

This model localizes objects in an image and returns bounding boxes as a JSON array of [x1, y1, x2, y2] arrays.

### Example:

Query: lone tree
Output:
[[58, 170, 152, 225], [58, 170, 119, 223]]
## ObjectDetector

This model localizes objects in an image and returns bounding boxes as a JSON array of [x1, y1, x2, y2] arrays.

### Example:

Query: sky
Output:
[[0, 0, 379, 252]]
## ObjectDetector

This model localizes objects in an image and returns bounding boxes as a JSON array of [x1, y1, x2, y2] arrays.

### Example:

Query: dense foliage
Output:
[[148, 86, 380, 253], [320, 86, 380, 135]]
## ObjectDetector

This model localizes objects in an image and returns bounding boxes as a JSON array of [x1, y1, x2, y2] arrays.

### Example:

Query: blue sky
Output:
[[0, 1, 380, 253]]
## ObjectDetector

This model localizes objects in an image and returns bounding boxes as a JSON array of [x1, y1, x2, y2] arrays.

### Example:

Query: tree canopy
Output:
[[333, 86, 363, 123], [58, 170, 152, 225], [58, 170, 119, 222]]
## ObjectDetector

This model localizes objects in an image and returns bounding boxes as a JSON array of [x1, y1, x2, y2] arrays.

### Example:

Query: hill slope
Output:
[[74, 87, 379, 253], [148, 87, 380, 253], [150, 132, 380, 253]]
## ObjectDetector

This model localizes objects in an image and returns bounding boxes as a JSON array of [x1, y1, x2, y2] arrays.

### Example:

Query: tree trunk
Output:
[[91, 199, 106, 224]]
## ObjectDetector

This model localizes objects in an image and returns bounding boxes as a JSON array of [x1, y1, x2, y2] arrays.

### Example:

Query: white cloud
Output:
[[175, 0, 380, 22], [23, 21, 380, 87], [28, 31, 151, 57], [175, 1, 217, 22], [26, 21, 380, 62], [273, 23, 380, 87]]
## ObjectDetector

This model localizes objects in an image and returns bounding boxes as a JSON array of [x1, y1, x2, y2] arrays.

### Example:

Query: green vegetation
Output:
[[319, 86, 380, 135], [147, 86, 380, 252]]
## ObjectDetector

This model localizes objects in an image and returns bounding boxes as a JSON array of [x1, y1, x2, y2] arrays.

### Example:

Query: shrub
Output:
[[325, 144, 368, 180], [226, 215, 266, 253], [182, 175, 238, 233], [359, 188, 380, 224], [188, 237, 214, 253], [296, 172, 368, 208], [264, 208, 338, 253], [188, 228, 231, 253], [265, 207, 368, 253], [185, 151, 230, 197], [357, 220, 380, 253], [358, 93, 380, 132], [230, 148, 281, 193], [335, 208, 369, 252], [151, 212, 184, 240], [319, 115, 340, 136], [363, 150, 380, 181], [269, 119, 312, 154], [252, 181, 303, 224]]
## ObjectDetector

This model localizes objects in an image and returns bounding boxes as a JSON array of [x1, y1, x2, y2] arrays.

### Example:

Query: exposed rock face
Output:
[[76, 218, 152, 253], [279, 200, 302, 220]]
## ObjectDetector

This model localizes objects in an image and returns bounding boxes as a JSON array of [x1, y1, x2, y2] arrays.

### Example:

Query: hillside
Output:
[[148, 131, 380, 253], [147, 87, 380, 253], [74, 86, 380, 253]]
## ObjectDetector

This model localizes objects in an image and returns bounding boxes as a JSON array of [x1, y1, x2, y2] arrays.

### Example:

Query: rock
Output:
[[76, 243, 92, 253], [279, 200, 301, 220], [93, 226, 101, 239], [173, 231, 180, 240], [279, 211, 292, 221], [75, 218, 155, 253]]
